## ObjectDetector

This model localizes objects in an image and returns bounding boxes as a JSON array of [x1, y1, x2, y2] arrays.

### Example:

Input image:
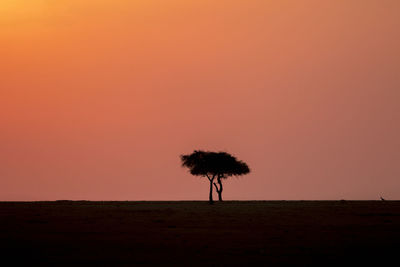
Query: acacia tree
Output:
[[180, 150, 250, 203]]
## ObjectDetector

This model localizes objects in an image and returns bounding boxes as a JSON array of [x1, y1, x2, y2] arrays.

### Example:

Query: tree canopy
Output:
[[181, 150, 249, 178]]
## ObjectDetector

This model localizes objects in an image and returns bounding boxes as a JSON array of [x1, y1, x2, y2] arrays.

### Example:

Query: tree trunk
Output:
[[209, 180, 214, 204], [217, 178, 223, 201]]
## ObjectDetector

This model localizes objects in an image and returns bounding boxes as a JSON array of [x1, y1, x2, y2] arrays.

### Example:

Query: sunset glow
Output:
[[0, 0, 44, 18], [1, 1, 399, 200]]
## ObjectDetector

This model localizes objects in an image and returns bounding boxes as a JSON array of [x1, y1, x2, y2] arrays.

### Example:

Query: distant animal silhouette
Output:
[[380, 196, 385, 201], [181, 150, 250, 204]]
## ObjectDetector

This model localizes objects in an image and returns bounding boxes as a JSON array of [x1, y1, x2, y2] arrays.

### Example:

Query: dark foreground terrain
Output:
[[1, 201, 399, 266]]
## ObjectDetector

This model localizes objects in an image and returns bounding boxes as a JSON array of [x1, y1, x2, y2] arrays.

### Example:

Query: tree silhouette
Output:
[[180, 150, 250, 203]]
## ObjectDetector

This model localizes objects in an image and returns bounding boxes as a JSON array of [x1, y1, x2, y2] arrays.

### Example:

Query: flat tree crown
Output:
[[181, 150, 250, 178]]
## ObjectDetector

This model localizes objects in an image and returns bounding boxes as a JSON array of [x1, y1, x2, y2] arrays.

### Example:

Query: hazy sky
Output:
[[1, 0, 399, 200]]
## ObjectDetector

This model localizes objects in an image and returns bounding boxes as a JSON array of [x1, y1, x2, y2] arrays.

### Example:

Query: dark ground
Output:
[[1, 201, 399, 266]]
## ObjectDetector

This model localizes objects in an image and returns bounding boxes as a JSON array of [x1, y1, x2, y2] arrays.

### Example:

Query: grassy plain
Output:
[[1, 201, 399, 266]]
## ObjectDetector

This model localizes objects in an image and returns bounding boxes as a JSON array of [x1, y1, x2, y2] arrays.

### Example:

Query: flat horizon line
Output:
[[1, 199, 398, 203]]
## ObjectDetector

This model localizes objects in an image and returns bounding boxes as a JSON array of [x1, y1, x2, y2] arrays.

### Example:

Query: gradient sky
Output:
[[1, 0, 399, 200]]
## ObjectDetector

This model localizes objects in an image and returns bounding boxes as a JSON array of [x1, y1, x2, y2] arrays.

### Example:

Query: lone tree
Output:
[[180, 150, 250, 203]]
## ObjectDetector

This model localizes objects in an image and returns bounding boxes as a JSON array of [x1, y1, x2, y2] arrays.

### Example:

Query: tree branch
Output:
[[213, 182, 220, 193]]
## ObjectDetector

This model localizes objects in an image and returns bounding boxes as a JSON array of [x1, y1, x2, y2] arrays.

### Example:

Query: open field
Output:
[[1, 201, 399, 266]]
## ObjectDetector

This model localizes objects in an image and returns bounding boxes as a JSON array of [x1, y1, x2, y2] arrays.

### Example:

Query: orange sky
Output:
[[1, 0, 399, 200]]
